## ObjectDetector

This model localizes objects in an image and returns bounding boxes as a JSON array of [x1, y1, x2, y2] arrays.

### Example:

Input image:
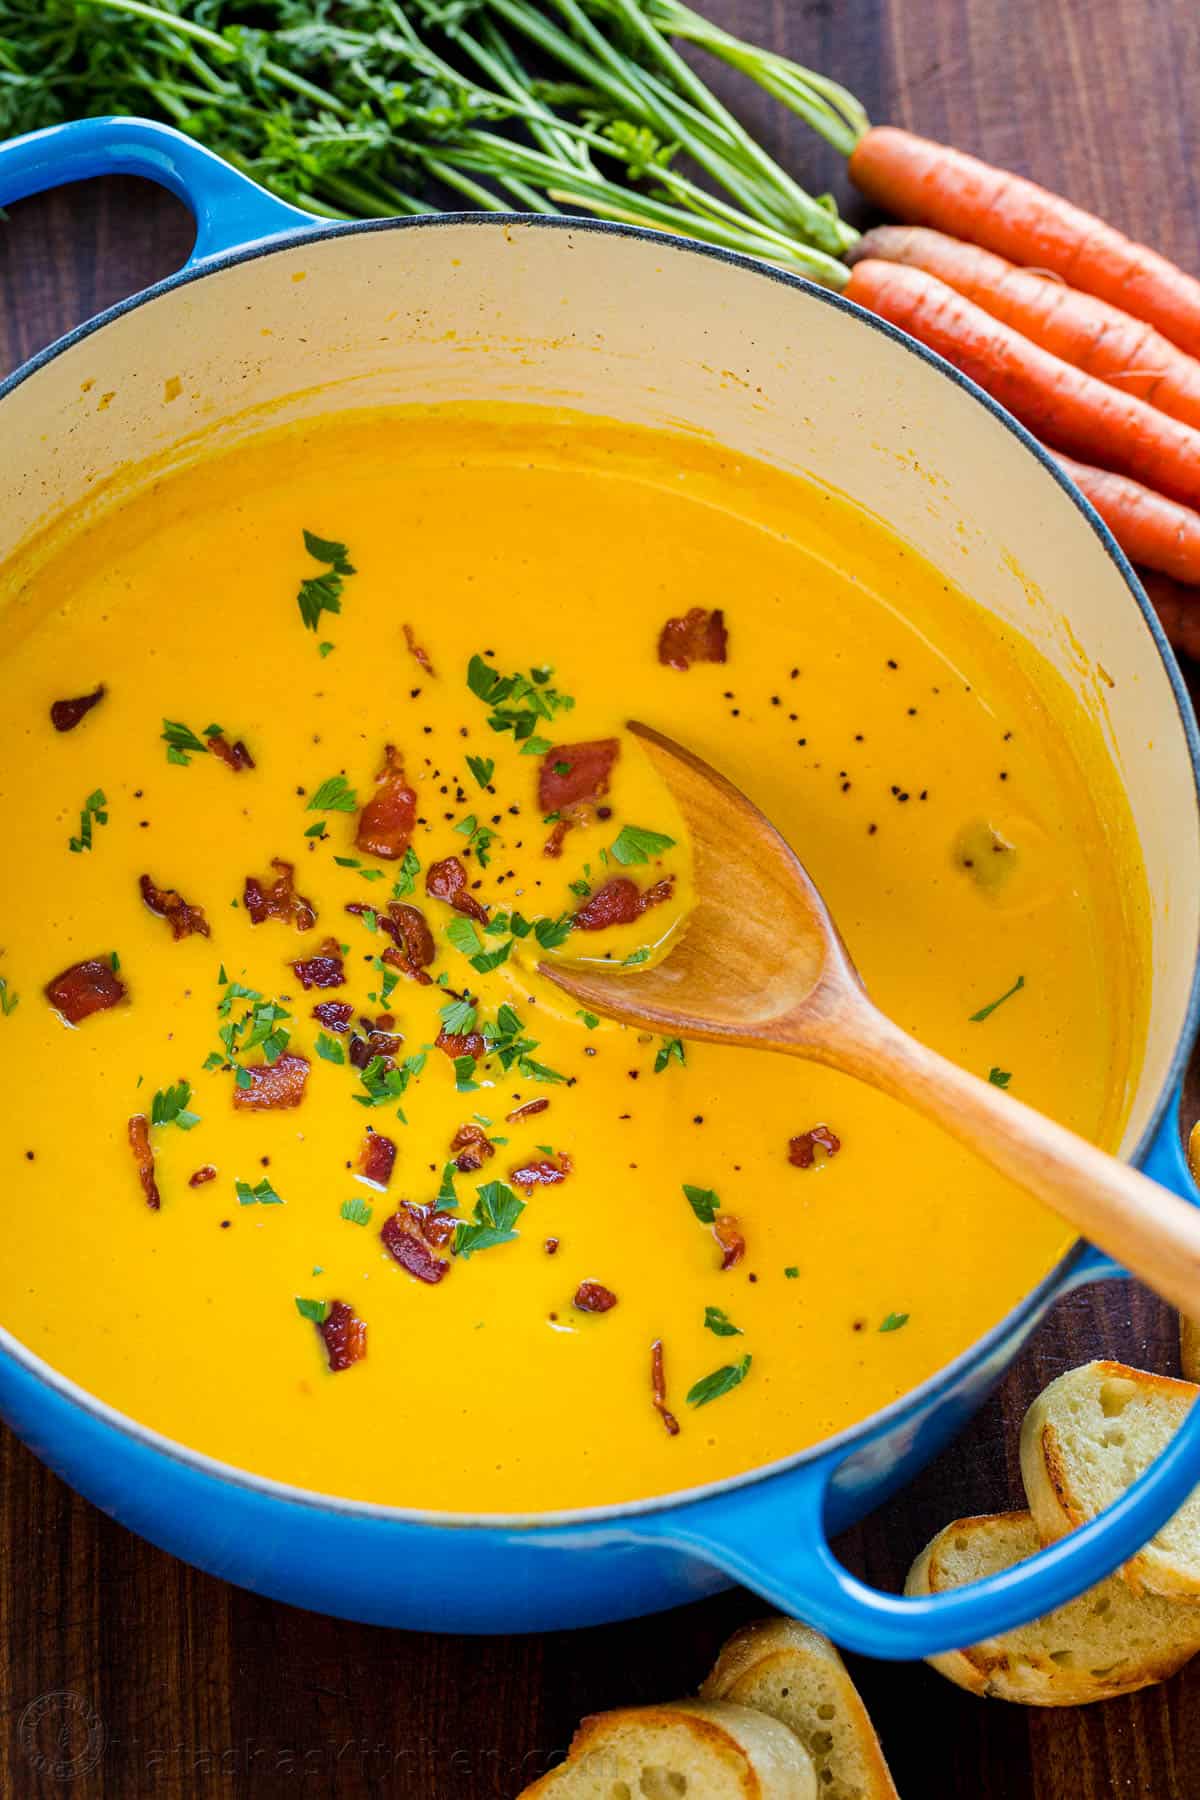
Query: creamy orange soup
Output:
[[0, 406, 1146, 1511]]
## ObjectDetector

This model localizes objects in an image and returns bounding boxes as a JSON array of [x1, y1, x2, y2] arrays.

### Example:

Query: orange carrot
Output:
[[1137, 571, 1200, 659], [1048, 453, 1200, 585], [844, 259, 1200, 510], [848, 127, 1200, 359], [850, 226, 1200, 432]]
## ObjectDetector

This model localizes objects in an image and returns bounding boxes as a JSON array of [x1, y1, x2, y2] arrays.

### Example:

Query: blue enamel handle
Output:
[[650, 1089, 1200, 1658], [0, 117, 315, 265]]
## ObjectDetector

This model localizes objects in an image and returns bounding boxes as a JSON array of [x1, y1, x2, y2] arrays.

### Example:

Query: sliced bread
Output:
[[1020, 1359, 1200, 1599], [906, 1511, 1200, 1702], [518, 1700, 816, 1799], [1181, 1313, 1200, 1384], [701, 1617, 898, 1799]]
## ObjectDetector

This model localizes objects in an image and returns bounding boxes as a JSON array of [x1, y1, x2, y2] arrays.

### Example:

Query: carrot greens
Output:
[[0, 0, 860, 284]]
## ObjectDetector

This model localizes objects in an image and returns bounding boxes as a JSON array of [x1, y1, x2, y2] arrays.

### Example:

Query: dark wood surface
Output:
[[2, 2, 1199, 1794]]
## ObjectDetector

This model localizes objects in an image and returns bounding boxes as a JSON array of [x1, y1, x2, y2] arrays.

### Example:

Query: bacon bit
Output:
[[188, 1165, 217, 1187], [139, 873, 211, 941], [356, 745, 417, 861], [574, 1280, 617, 1313], [407, 1201, 457, 1248], [403, 622, 435, 675], [348, 1029, 402, 1071], [538, 738, 620, 814], [651, 1339, 681, 1437], [381, 1210, 451, 1284], [312, 999, 354, 1032], [376, 901, 436, 986], [713, 1212, 746, 1271], [538, 738, 620, 856], [50, 684, 105, 732], [289, 937, 346, 991], [317, 1300, 367, 1372], [207, 732, 255, 771], [451, 1122, 495, 1173], [544, 1236, 560, 1255], [357, 1130, 396, 1189], [425, 856, 489, 924], [128, 1113, 160, 1210], [509, 1153, 572, 1192], [231, 1052, 310, 1111], [243, 859, 316, 931], [658, 606, 728, 671], [572, 875, 674, 932], [435, 1026, 486, 1063], [788, 1125, 842, 1169], [45, 957, 126, 1025], [506, 1097, 550, 1123]]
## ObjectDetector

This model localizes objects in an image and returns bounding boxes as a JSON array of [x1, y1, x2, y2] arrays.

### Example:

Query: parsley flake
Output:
[[150, 1080, 200, 1131], [879, 1311, 910, 1332], [610, 824, 676, 866], [295, 1296, 329, 1323], [988, 1067, 1012, 1088], [687, 1355, 752, 1408], [453, 1179, 525, 1259], [236, 1176, 283, 1206], [970, 975, 1025, 1022], [684, 1184, 720, 1224], [340, 1196, 373, 1226], [466, 754, 495, 790], [703, 1306, 742, 1337], [68, 788, 108, 854], [0, 976, 18, 1018], [654, 1037, 686, 1073], [298, 529, 355, 633], [307, 774, 358, 813]]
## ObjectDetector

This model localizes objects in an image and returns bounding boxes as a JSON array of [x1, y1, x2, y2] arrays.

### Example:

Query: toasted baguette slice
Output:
[[1181, 1313, 1200, 1384], [701, 1617, 898, 1799], [1021, 1360, 1200, 1599], [907, 1511, 1200, 1703], [518, 1700, 816, 1799]]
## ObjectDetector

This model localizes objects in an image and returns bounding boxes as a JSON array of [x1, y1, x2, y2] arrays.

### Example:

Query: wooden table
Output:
[[2, 2, 1199, 1793]]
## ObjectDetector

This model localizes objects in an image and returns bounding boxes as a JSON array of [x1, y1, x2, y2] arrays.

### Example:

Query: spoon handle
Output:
[[827, 1001, 1200, 1316]]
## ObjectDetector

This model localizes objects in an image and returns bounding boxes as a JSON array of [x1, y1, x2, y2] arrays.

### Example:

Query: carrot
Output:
[[850, 226, 1200, 432], [848, 127, 1200, 359], [844, 259, 1200, 510], [1136, 571, 1200, 659], [1048, 453, 1200, 585]]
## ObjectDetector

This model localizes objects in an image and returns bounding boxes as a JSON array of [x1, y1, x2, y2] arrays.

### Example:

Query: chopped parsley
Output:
[[447, 915, 485, 958], [988, 1067, 1012, 1088], [684, 1184, 720, 1224], [436, 1162, 459, 1209], [610, 824, 676, 866], [654, 1037, 686, 1073], [784, 1266, 799, 1280], [340, 1196, 373, 1226], [970, 975, 1025, 1023], [486, 1002, 566, 1085], [703, 1306, 742, 1337], [391, 846, 421, 899], [466, 654, 574, 744], [687, 1355, 752, 1408], [623, 948, 651, 966], [294, 1296, 329, 1323], [466, 754, 495, 790], [453, 1179, 525, 1259], [68, 788, 107, 853], [533, 912, 573, 951], [161, 718, 223, 766], [236, 1176, 283, 1206], [577, 1009, 600, 1030], [454, 814, 496, 867], [315, 1032, 346, 1065], [0, 976, 19, 1017], [211, 976, 291, 1082], [150, 1080, 200, 1130], [298, 529, 355, 633], [318, 641, 336, 658], [454, 1054, 480, 1093], [879, 1311, 910, 1333], [355, 1053, 411, 1112], [307, 774, 358, 813], [440, 996, 478, 1035]]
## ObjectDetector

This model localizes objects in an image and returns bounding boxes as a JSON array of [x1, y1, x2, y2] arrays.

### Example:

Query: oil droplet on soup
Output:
[[0, 406, 1147, 1510]]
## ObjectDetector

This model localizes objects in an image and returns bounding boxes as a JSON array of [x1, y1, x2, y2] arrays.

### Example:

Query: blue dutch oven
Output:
[[2, 117, 1200, 1658]]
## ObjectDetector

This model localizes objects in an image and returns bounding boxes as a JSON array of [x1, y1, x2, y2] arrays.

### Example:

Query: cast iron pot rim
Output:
[[2, 208, 1198, 1533]]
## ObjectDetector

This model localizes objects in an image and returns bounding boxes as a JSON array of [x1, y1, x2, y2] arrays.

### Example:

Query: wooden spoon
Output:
[[540, 722, 1200, 1316]]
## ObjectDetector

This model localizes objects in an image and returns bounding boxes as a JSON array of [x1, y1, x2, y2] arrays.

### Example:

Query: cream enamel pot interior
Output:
[[1, 117, 1200, 1657]]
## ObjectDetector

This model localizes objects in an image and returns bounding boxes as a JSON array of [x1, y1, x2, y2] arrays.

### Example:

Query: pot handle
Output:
[[645, 1088, 1200, 1659], [0, 117, 316, 265]]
